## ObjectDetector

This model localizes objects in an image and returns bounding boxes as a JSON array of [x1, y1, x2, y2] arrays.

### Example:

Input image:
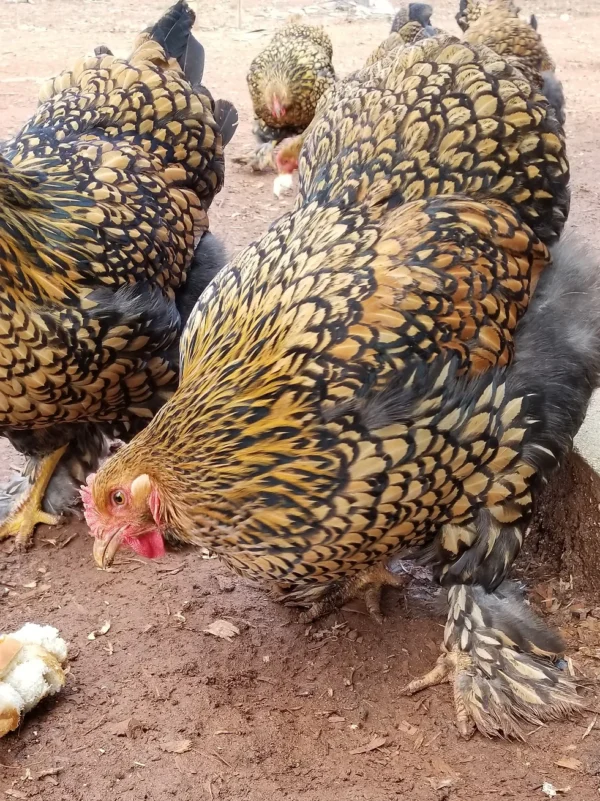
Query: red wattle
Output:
[[126, 530, 166, 560]]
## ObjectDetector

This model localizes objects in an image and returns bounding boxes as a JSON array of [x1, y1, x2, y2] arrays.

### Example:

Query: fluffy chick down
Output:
[[0, 623, 68, 737]]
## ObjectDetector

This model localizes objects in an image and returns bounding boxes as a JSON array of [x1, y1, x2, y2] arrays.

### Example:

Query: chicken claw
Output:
[[402, 649, 476, 739], [0, 446, 67, 549], [300, 560, 406, 624]]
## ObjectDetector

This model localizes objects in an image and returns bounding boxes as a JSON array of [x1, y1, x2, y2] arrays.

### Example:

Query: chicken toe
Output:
[[300, 561, 407, 624], [402, 649, 477, 739], [0, 446, 67, 549]]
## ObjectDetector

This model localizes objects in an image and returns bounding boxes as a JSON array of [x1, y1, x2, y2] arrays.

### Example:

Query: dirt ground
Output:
[[2, 0, 600, 799]]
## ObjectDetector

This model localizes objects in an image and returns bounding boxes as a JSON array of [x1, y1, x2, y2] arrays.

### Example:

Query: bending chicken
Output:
[[275, 3, 435, 177], [243, 19, 335, 173], [0, 0, 237, 548], [85, 36, 594, 738]]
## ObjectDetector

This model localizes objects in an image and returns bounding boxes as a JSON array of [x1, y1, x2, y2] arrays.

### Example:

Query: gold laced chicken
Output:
[[457, 0, 565, 123], [0, 0, 237, 548], [365, 2, 435, 67], [276, 3, 435, 175], [85, 35, 599, 738], [245, 19, 335, 172]]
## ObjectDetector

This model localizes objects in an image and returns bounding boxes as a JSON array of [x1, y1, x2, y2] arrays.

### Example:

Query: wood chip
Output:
[[398, 719, 418, 736], [555, 757, 582, 771], [5, 791, 27, 799], [427, 778, 453, 791], [160, 739, 192, 754], [203, 620, 240, 642], [582, 715, 597, 739], [349, 736, 387, 755], [36, 768, 61, 780]]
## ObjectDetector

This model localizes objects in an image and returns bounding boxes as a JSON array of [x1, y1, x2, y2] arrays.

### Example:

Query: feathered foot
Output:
[[0, 446, 68, 550], [402, 583, 583, 739], [300, 560, 407, 624], [232, 141, 277, 173]]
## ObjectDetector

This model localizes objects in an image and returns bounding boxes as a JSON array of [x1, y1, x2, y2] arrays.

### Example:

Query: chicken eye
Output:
[[112, 490, 125, 506]]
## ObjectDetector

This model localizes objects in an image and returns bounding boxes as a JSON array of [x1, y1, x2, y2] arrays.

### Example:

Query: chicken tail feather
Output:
[[214, 100, 239, 147], [147, 0, 205, 86]]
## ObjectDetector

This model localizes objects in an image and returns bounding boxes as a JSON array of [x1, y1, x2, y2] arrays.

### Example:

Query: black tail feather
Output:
[[214, 99, 239, 147], [148, 0, 205, 86], [542, 71, 566, 126]]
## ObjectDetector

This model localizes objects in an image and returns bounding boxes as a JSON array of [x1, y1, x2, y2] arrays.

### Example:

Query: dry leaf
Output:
[[5, 790, 28, 799], [349, 736, 387, 755], [160, 739, 192, 754], [555, 757, 582, 771], [88, 621, 111, 640], [108, 717, 144, 738], [203, 620, 240, 642]]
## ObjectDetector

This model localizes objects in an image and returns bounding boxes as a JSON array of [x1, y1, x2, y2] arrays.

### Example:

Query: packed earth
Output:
[[2, 0, 600, 799]]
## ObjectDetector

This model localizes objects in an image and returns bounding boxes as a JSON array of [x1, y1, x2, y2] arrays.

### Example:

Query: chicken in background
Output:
[[0, 0, 237, 549], [243, 18, 335, 173], [85, 35, 595, 738], [455, 0, 521, 30], [365, 2, 436, 66], [458, 0, 565, 123], [274, 3, 438, 181]]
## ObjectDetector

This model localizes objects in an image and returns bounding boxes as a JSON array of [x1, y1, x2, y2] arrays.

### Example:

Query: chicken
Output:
[[84, 36, 593, 738], [0, 0, 237, 549], [245, 19, 335, 172], [455, 0, 521, 31], [275, 3, 436, 177], [457, 0, 565, 123], [365, 2, 435, 67]]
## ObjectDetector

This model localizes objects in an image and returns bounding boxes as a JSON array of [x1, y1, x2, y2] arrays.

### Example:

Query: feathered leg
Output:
[[299, 560, 407, 624], [0, 445, 68, 549], [402, 583, 582, 739]]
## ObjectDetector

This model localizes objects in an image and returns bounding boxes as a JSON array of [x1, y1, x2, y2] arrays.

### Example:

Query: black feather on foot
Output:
[[402, 583, 583, 739]]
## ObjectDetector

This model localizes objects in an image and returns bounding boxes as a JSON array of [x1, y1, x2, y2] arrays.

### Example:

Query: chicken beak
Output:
[[93, 528, 124, 569]]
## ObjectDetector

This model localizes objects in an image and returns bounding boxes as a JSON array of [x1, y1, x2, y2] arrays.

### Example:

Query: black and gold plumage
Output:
[[87, 37, 597, 737], [365, 2, 435, 67], [457, 0, 565, 124], [245, 19, 335, 171], [455, 0, 520, 32], [0, 0, 237, 547]]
